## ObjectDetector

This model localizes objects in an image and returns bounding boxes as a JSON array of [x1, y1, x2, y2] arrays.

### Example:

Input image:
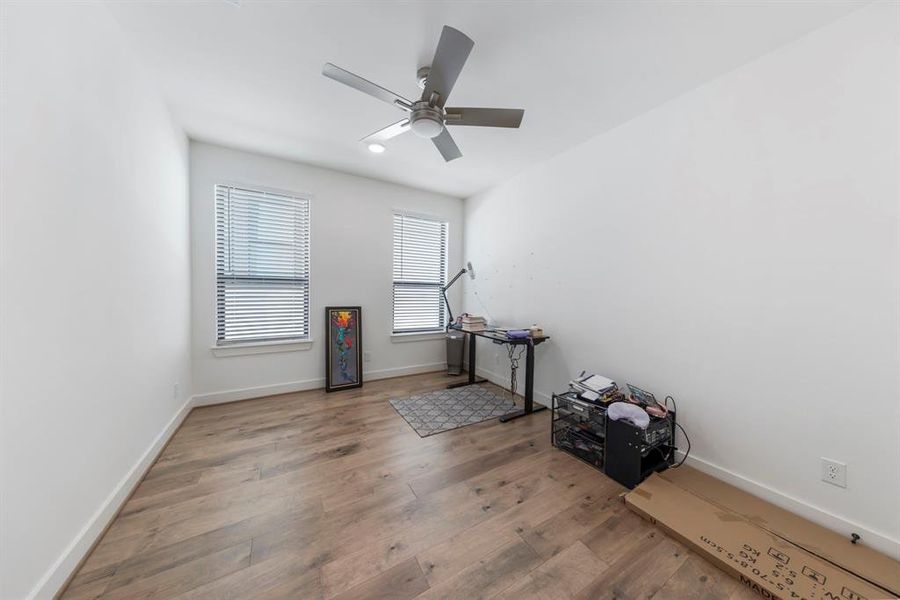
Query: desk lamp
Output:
[[443, 261, 474, 330]]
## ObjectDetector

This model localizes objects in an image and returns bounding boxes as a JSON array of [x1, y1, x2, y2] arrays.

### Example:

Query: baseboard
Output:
[[192, 377, 325, 406], [40, 367, 897, 599], [473, 365, 551, 405], [679, 452, 900, 560], [35, 396, 195, 600], [368, 362, 447, 382], [192, 361, 447, 407], [476, 362, 900, 559], [35, 361, 448, 597]]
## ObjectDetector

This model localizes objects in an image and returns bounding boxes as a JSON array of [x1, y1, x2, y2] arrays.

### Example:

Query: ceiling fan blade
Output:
[[322, 63, 413, 110], [360, 119, 411, 144], [432, 128, 462, 162], [421, 26, 474, 108], [444, 108, 524, 128]]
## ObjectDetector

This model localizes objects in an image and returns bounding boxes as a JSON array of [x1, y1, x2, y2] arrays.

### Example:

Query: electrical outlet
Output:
[[821, 458, 846, 488], [173, 382, 179, 400], [363, 352, 371, 363]]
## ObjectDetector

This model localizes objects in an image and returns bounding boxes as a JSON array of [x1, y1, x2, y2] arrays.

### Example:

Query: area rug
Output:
[[389, 386, 517, 437]]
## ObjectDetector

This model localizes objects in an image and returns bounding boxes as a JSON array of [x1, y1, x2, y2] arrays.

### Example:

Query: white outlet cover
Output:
[[821, 458, 847, 488]]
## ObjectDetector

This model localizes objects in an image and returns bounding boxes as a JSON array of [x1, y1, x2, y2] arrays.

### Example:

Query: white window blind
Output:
[[216, 185, 310, 344], [392, 213, 448, 333]]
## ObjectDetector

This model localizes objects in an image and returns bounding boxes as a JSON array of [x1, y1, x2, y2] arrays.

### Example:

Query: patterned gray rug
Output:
[[389, 386, 517, 437]]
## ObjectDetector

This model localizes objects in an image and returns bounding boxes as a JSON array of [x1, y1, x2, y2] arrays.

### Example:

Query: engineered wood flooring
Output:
[[60, 372, 755, 600]]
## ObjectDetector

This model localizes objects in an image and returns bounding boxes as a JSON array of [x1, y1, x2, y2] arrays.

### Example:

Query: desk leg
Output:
[[500, 341, 547, 422], [524, 340, 535, 411], [447, 332, 487, 389], [468, 332, 476, 384]]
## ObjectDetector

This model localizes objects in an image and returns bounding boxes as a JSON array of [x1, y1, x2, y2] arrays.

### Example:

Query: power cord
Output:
[[507, 343, 526, 399], [664, 395, 691, 468], [472, 288, 496, 325], [673, 422, 691, 468]]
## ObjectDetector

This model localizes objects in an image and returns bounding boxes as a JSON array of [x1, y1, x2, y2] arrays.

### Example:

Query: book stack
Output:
[[459, 314, 487, 331], [569, 373, 621, 403]]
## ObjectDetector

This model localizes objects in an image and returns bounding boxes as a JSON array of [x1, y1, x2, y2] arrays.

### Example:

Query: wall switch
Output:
[[363, 352, 371, 363], [821, 458, 847, 488]]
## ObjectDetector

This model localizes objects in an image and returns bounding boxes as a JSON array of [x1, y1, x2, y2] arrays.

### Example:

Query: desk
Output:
[[447, 327, 550, 422]]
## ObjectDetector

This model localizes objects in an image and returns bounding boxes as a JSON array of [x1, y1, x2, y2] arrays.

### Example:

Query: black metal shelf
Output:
[[551, 390, 675, 488]]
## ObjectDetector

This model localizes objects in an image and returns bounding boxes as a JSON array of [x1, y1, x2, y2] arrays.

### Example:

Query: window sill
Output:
[[211, 339, 314, 357], [390, 331, 447, 343]]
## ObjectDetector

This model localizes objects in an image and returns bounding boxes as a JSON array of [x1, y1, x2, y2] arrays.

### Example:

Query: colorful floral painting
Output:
[[325, 306, 362, 392]]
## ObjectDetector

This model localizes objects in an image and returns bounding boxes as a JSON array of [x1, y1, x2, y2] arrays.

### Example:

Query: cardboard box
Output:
[[658, 467, 900, 596], [626, 471, 898, 600]]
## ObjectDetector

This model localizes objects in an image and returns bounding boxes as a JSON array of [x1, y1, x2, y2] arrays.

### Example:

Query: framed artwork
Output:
[[325, 306, 363, 392]]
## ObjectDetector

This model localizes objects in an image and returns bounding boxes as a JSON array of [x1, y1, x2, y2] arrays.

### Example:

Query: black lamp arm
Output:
[[443, 267, 467, 329], [443, 268, 467, 291]]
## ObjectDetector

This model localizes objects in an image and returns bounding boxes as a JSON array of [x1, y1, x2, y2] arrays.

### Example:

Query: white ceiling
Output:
[[107, 1, 862, 198]]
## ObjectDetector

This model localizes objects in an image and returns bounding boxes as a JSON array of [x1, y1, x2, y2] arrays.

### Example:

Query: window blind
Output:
[[216, 185, 310, 344], [392, 213, 448, 333]]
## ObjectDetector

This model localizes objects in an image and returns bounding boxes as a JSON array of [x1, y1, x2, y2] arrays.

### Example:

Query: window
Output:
[[215, 185, 310, 344], [392, 213, 448, 334]]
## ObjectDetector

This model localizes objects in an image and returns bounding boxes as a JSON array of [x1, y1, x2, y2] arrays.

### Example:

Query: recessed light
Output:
[[368, 143, 386, 154]]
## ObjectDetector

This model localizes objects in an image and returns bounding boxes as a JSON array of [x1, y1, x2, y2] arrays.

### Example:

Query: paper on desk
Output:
[[581, 374, 615, 391]]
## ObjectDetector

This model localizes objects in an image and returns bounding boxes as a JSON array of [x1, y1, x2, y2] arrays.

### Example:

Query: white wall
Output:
[[464, 3, 900, 556], [0, 3, 192, 598], [190, 142, 463, 403]]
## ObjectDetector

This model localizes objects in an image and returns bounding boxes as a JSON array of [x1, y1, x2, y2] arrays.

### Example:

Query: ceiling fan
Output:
[[322, 26, 524, 162]]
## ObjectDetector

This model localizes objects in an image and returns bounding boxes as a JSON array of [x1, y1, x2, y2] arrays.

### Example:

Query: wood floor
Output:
[[61, 372, 755, 600]]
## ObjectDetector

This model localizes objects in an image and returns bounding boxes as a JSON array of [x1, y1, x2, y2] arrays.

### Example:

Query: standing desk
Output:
[[447, 327, 550, 422]]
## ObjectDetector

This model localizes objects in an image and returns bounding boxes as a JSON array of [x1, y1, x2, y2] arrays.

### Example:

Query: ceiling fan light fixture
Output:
[[368, 143, 386, 154], [410, 116, 443, 139]]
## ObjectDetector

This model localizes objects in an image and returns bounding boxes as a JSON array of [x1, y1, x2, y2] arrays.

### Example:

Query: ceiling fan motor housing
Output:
[[409, 101, 444, 138]]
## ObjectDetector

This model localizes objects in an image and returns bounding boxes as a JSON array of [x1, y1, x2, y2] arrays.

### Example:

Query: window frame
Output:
[[214, 182, 313, 347], [391, 211, 449, 335]]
